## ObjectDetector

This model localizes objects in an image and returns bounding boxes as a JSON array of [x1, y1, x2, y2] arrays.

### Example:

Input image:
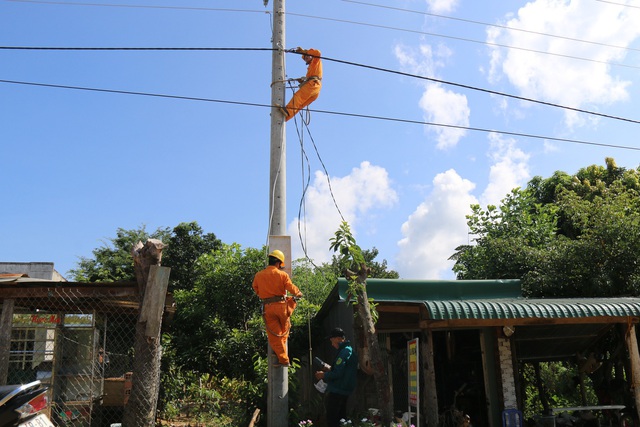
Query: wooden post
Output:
[[123, 240, 170, 427], [0, 299, 15, 385], [624, 324, 640, 422]]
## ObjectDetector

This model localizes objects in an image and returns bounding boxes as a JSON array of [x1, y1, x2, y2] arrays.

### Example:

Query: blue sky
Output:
[[2, 0, 640, 280]]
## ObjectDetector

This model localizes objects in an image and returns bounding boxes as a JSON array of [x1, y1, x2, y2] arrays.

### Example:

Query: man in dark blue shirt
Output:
[[315, 327, 357, 427]]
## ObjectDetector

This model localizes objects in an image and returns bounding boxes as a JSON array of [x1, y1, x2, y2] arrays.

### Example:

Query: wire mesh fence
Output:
[[1, 282, 157, 427]]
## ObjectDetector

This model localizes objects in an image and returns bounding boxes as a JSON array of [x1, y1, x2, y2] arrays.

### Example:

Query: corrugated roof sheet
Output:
[[336, 278, 640, 320], [424, 298, 640, 320]]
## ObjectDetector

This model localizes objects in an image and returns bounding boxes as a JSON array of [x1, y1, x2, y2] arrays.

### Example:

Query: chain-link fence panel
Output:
[[0, 281, 160, 427]]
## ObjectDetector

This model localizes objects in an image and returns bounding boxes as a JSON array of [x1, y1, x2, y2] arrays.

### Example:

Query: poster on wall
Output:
[[407, 338, 420, 426]]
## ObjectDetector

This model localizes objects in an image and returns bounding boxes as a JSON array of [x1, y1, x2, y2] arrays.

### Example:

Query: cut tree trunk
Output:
[[123, 239, 170, 427], [347, 265, 394, 426]]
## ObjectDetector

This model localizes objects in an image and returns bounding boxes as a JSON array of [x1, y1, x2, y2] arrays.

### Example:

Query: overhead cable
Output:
[[343, 0, 640, 54], [316, 53, 640, 126], [3, 46, 640, 125], [283, 12, 640, 71], [0, 46, 273, 51], [7, 0, 639, 69], [1, 79, 638, 152], [6, 0, 267, 13], [595, 0, 640, 9]]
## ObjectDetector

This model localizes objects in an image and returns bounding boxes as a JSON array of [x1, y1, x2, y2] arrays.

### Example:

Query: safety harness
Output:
[[301, 75, 321, 84], [261, 295, 285, 305]]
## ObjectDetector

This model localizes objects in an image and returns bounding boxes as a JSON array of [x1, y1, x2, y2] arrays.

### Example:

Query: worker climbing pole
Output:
[[279, 47, 323, 122], [252, 249, 303, 368]]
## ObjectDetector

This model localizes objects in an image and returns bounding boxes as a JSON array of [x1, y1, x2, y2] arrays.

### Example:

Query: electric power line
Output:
[[3, 46, 640, 126], [6, 0, 268, 13], [2, 78, 638, 152], [316, 53, 640, 126], [343, 0, 640, 54], [595, 0, 640, 9], [285, 11, 640, 71], [7, 0, 640, 70], [0, 46, 273, 51]]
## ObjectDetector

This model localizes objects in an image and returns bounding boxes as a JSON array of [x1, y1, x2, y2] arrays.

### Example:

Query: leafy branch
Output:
[[329, 221, 377, 322]]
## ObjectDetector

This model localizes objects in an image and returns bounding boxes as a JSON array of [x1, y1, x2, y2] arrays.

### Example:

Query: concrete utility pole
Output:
[[268, 0, 290, 426], [269, 4, 286, 235]]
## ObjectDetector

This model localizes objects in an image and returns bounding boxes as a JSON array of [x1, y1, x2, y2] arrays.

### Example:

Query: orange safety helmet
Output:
[[268, 249, 286, 266]]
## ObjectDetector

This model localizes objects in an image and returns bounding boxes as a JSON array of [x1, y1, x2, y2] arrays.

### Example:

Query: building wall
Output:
[[0, 262, 65, 281]]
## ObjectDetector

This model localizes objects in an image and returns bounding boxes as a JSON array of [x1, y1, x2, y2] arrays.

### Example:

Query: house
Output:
[[0, 262, 141, 426], [315, 278, 640, 427], [0, 262, 66, 281]]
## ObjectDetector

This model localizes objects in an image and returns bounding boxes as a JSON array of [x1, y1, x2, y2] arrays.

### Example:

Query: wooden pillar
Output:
[[421, 329, 439, 427], [0, 299, 15, 385], [624, 323, 640, 422]]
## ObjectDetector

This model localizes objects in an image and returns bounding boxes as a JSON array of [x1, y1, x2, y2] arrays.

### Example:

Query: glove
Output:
[[295, 46, 307, 54]]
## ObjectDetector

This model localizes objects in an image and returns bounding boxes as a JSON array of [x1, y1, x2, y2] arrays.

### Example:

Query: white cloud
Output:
[[488, 0, 640, 127], [543, 140, 559, 154], [394, 44, 438, 78], [289, 161, 398, 264], [395, 135, 531, 279], [426, 0, 459, 14], [394, 44, 470, 149], [419, 83, 470, 149], [396, 169, 477, 279], [480, 133, 531, 206]]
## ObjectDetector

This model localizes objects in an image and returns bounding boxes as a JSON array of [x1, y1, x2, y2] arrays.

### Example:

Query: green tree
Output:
[[330, 221, 394, 426], [68, 225, 170, 282], [170, 243, 265, 376], [162, 221, 222, 291], [291, 258, 338, 307], [451, 158, 640, 298], [529, 180, 640, 297], [69, 222, 221, 292], [450, 188, 557, 281]]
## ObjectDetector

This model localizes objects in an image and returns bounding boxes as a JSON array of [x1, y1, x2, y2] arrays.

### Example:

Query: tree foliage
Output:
[[451, 158, 640, 297], [162, 221, 222, 291], [68, 221, 221, 291], [330, 221, 394, 426], [170, 243, 264, 376], [69, 225, 170, 282], [329, 247, 399, 280]]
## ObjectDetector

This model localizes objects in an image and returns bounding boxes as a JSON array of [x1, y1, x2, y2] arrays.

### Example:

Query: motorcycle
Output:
[[0, 381, 54, 427]]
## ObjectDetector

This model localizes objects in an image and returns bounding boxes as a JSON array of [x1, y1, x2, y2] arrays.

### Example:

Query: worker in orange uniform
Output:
[[280, 47, 322, 121], [252, 250, 303, 367]]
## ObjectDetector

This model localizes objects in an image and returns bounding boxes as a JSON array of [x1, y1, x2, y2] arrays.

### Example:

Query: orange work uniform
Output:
[[284, 48, 322, 122], [252, 265, 302, 364]]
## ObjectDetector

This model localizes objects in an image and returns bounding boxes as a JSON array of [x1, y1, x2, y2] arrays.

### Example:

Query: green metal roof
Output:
[[423, 298, 640, 320], [337, 278, 523, 302], [336, 278, 640, 321]]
